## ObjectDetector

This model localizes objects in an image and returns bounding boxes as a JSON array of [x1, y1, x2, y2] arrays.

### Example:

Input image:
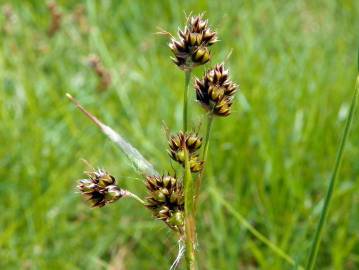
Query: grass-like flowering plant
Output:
[[68, 14, 233, 269], [67, 13, 359, 270]]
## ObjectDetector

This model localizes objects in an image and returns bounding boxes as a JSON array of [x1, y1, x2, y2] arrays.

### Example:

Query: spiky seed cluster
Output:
[[195, 63, 238, 116], [169, 15, 218, 70], [77, 169, 126, 208], [145, 175, 184, 231], [168, 132, 204, 173]]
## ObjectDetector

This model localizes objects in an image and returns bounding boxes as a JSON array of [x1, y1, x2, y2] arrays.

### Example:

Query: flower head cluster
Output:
[[145, 175, 184, 232], [72, 14, 239, 259], [195, 63, 238, 116], [168, 131, 203, 172], [169, 14, 218, 70], [77, 169, 126, 208]]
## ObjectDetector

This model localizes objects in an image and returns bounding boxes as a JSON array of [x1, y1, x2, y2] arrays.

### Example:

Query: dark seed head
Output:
[[144, 175, 184, 231], [168, 131, 203, 173], [169, 14, 218, 70], [77, 169, 126, 208], [195, 63, 238, 117]]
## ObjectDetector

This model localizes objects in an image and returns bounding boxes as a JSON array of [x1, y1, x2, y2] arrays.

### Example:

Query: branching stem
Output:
[[202, 113, 214, 162], [126, 191, 145, 205], [194, 112, 214, 210]]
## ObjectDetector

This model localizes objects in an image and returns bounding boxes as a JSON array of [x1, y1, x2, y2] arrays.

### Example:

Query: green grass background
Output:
[[0, 0, 358, 269]]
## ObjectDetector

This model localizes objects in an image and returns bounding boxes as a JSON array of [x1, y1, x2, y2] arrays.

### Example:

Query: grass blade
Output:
[[305, 73, 359, 270], [194, 113, 214, 211], [210, 188, 303, 269]]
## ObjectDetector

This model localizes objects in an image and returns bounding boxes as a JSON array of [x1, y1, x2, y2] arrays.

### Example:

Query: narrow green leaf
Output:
[[66, 93, 159, 177], [184, 148, 197, 270], [305, 74, 359, 270], [210, 188, 303, 269]]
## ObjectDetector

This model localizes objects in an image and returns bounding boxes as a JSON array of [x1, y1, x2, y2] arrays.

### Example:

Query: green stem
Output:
[[183, 71, 192, 132], [202, 113, 214, 161], [182, 69, 196, 270], [184, 147, 196, 270], [305, 74, 359, 270], [127, 191, 145, 205], [194, 113, 214, 210], [183, 70, 197, 270]]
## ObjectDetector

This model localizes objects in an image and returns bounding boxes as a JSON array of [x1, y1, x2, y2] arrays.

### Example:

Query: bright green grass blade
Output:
[[66, 93, 159, 176], [210, 188, 303, 269], [305, 74, 359, 270]]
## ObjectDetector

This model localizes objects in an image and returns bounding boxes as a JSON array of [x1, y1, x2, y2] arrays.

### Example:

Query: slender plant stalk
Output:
[[305, 73, 359, 270], [202, 113, 214, 162], [194, 113, 214, 208], [184, 148, 197, 270], [183, 71, 192, 132], [127, 192, 145, 205], [182, 69, 196, 270]]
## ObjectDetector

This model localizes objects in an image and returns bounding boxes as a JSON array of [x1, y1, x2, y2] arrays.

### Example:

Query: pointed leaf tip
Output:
[[68, 96, 159, 176]]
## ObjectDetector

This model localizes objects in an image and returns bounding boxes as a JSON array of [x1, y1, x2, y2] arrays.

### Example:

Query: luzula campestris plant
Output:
[[70, 14, 237, 270]]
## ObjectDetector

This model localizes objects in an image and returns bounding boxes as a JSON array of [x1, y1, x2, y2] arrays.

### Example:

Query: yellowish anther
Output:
[[168, 211, 184, 226], [209, 86, 224, 101], [177, 150, 185, 162], [154, 190, 166, 202], [189, 32, 197, 46], [200, 50, 210, 64], [193, 48, 205, 61]]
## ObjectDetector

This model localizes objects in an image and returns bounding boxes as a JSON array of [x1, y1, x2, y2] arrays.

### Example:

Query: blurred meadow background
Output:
[[1, 0, 359, 269]]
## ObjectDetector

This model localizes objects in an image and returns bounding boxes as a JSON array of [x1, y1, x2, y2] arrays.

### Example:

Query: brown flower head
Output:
[[77, 169, 127, 207], [169, 14, 218, 70], [47, 1, 62, 37], [87, 55, 112, 91], [195, 63, 238, 116], [168, 131, 203, 173], [145, 175, 184, 231]]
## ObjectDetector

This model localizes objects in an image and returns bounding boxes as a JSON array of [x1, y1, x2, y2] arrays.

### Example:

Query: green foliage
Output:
[[0, 0, 358, 269]]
